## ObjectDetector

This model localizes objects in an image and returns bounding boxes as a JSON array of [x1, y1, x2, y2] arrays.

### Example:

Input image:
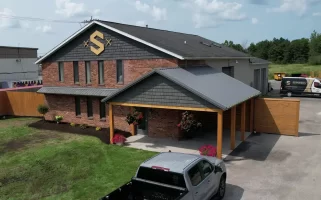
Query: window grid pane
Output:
[[73, 61, 79, 83], [58, 62, 64, 82], [85, 61, 91, 84], [116, 60, 123, 83], [100, 100, 106, 119], [87, 97, 93, 117], [98, 61, 104, 84], [75, 97, 81, 116]]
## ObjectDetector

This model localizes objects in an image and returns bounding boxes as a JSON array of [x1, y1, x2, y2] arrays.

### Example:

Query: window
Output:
[[87, 97, 93, 117], [188, 164, 202, 186], [222, 66, 234, 77], [98, 61, 104, 84], [75, 97, 81, 116], [73, 61, 79, 83], [58, 62, 64, 82], [199, 160, 213, 178], [116, 60, 124, 83], [85, 61, 91, 84], [100, 100, 106, 119]]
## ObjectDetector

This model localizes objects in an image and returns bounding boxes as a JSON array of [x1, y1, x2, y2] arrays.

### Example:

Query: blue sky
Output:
[[0, 0, 320, 56]]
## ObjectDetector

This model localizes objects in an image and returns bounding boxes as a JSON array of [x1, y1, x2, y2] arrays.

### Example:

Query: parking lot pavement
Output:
[[223, 97, 321, 200]]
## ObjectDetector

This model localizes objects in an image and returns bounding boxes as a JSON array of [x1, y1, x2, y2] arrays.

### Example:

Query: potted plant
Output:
[[112, 134, 127, 146], [55, 115, 63, 124], [199, 145, 217, 157], [177, 111, 202, 139]]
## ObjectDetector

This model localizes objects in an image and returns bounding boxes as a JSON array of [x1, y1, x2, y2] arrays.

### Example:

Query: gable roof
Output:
[[102, 66, 261, 110], [36, 20, 252, 64], [250, 57, 270, 65]]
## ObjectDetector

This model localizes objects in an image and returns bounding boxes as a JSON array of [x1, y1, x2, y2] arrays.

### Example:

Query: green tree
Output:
[[309, 30, 321, 64], [37, 104, 49, 121]]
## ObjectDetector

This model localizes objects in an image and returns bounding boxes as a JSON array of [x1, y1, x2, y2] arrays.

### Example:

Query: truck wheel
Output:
[[287, 92, 292, 97], [215, 176, 226, 200]]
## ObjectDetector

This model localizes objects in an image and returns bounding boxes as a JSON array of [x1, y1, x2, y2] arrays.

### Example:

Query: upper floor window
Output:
[[116, 60, 124, 83], [98, 61, 104, 85], [85, 61, 91, 84], [58, 62, 64, 82], [73, 61, 79, 83]]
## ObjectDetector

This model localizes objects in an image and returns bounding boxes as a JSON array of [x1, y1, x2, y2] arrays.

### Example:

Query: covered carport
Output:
[[102, 66, 260, 159]]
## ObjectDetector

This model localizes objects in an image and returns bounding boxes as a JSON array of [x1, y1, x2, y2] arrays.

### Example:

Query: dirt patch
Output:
[[1, 134, 60, 153], [28, 120, 131, 144]]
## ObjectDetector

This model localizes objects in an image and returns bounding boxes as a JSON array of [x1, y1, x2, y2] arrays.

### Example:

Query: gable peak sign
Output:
[[83, 30, 112, 55]]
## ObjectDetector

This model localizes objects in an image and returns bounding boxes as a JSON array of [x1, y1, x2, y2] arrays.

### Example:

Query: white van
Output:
[[280, 77, 321, 97]]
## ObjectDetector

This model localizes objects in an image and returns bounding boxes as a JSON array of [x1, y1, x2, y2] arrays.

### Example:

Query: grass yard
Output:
[[0, 118, 157, 200], [268, 64, 321, 79]]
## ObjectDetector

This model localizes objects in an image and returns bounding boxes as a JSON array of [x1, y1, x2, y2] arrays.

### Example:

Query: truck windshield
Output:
[[136, 167, 186, 188]]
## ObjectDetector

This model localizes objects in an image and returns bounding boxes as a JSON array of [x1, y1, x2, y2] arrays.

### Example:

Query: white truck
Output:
[[100, 152, 226, 200]]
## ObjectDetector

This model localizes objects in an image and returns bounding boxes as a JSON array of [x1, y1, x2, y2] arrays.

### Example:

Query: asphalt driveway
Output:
[[224, 96, 321, 200]]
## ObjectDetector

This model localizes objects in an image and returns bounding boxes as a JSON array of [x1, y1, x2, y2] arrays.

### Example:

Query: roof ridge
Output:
[[97, 20, 198, 37]]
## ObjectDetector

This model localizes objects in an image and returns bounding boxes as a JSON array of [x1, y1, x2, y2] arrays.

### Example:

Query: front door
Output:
[[137, 108, 148, 135]]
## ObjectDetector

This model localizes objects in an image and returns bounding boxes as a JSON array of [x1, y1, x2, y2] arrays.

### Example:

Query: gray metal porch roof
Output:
[[38, 86, 117, 97]]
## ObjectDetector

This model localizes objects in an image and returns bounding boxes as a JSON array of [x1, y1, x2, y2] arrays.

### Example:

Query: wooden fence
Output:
[[254, 98, 300, 136], [0, 91, 45, 117]]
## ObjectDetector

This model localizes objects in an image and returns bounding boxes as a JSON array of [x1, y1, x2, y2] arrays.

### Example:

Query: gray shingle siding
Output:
[[43, 25, 172, 63], [111, 74, 217, 109]]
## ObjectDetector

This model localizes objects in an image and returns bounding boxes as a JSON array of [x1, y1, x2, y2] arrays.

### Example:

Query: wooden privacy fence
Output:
[[254, 98, 300, 136], [0, 91, 45, 117]]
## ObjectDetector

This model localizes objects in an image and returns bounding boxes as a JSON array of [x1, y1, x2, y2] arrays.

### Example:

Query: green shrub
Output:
[[96, 127, 102, 131], [37, 104, 49, 120], [70, 123, 76, 127]]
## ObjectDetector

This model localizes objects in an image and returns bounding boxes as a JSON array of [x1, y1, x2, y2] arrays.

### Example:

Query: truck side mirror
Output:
[[214, 165, 222, 174], [314, 82, 321, 88]]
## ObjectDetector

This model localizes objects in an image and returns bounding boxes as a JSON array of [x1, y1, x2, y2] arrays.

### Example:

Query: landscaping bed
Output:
[[28, 120, 131, 144]]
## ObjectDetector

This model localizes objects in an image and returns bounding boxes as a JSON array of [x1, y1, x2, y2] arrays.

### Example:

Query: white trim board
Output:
[[35, 21, 184, 64]]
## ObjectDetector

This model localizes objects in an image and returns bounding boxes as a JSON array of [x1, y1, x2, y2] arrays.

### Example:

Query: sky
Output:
[[0, 0, 320, 56]]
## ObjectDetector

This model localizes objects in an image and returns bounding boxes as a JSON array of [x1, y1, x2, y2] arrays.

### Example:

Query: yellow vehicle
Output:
[[274, 73, 286, 81]]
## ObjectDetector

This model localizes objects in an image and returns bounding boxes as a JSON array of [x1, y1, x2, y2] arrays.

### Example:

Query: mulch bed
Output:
[[28, 120, 132, 144]]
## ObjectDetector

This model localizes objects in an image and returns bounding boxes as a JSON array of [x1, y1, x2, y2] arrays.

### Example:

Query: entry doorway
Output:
[[136, 108, 149, 135]]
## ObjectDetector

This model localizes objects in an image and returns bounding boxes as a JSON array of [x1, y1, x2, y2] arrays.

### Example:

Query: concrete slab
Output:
[[125, 130, 251, 158], [223, 97, 321, 200]]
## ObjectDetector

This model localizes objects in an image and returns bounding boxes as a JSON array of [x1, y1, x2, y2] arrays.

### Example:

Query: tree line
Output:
[[223, 30, 321, 65]]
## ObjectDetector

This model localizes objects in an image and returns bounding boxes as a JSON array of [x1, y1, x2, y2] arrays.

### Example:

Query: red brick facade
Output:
[[42, 58, 187, 137]]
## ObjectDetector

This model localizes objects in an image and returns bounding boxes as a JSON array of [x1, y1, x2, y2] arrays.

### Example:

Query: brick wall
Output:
[[42, 58, 178, 88], [44, 94, 131, 132], [148, 108, 180, 138]]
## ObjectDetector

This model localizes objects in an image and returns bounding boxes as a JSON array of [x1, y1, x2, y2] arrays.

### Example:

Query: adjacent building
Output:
[[0, 46, 42, 89], [36, 20, 268, 156]]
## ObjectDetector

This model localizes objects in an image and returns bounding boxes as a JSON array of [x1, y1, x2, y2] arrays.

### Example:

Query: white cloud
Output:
[[313, 12, 321, 16], [251, 17, 259, 24], [55, 0, 100, 18], [135, 0, 167, 21], [136, 20, 146, 26], [36, 25, 53, 33], [0, 8, 21, 28], [182, 0, 246, 28], [267, 0, 321, 16]]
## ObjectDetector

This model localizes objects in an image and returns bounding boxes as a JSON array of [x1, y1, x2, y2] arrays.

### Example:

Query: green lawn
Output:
[[0, 118, 156, 200], [268, 64, 321, 79]]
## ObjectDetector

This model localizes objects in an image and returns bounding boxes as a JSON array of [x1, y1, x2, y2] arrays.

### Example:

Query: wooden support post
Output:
[[109, 104, 114, 144], [217, 111, 223, 159], [230, 106, 236, 150], [130, 107, 136, 136], [241, 102, 246, 141], [250, 98, 254, 133]]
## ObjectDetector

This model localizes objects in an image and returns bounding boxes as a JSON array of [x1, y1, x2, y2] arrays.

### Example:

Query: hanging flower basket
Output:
[[125, 108, 143, 125], [199, 145, 217, 157], [177, 111, 202, 139]]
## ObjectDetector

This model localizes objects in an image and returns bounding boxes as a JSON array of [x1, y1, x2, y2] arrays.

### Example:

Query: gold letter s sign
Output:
[[90, 30, 105, 55]]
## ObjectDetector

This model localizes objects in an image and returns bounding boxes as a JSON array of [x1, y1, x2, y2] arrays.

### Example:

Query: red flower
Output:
[[199, 145, 217, 157], [177, 123, 181, 127], [113, 134, 127, 144]]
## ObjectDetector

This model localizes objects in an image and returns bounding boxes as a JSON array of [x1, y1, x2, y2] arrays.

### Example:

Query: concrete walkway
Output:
[[125, 130, 251, 158]]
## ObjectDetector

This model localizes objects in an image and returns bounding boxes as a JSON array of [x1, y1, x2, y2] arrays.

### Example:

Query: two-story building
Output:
[[0, 46, 42, 89], [36, 20, 268, 158]]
